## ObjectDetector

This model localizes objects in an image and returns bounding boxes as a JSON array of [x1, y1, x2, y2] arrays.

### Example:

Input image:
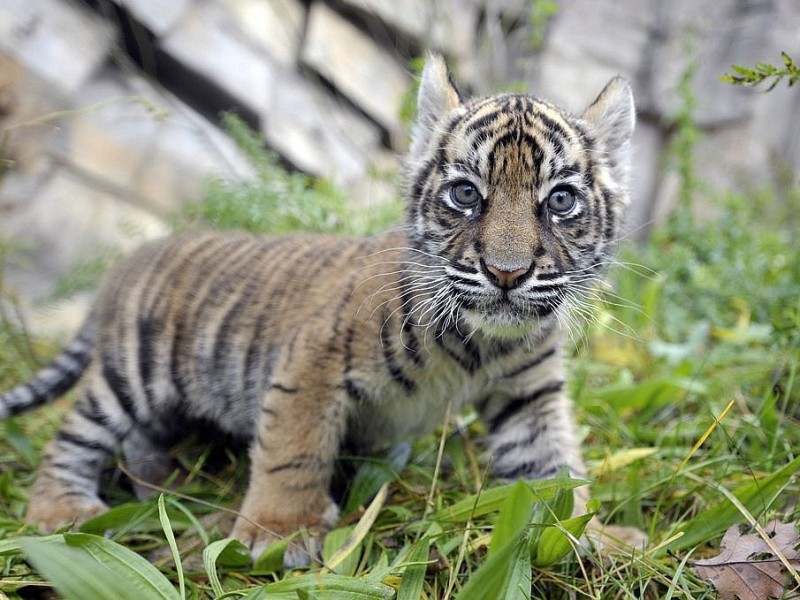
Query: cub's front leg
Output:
[[230, 372, 348, 567], [480, 348, 646, 552], [481, 369, 588, 494]]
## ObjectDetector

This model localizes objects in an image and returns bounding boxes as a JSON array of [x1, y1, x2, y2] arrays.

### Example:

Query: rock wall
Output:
[[1, 0, 799, 335]]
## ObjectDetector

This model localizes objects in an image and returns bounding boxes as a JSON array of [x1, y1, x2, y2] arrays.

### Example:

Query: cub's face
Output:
[[404, 57, 635, 339]]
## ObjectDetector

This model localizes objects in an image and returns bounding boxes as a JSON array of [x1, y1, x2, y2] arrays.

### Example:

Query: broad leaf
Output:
[[531, 512, 594, 567], [489, 480, 535, 556], [343, 443, 410, 514], [396, 538, 431, 600], [437, 477, 586, 522], [245, 573, 396, 599], [19, 533, 180, 600], [459, 532, 531, 600]]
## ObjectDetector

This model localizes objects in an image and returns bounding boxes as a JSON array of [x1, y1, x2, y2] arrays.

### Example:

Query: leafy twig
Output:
[[721, 52, 800, 91]]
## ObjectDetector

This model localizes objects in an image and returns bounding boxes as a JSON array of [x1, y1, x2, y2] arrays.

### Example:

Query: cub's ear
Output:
[[410, 53, 463, 156], [583, 77, 635, 184], [582, 77, 635, 153]]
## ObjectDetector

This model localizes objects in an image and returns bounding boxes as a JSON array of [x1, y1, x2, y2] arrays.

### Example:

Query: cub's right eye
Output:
[[449, 181, 482, 209]]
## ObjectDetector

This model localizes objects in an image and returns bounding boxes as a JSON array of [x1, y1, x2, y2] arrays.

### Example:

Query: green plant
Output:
[[174, 113, 402, 237], [721, 52, 800, 90], [528, 0, 559, 50]]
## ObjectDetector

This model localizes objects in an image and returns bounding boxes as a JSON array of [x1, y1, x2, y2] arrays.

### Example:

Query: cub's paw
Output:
[[230, 501, 339, 568], [27, 496, 108, 533]]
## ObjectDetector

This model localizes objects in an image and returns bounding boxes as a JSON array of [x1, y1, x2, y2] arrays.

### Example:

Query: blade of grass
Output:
[[489, 480, 534, 556], [254, 573, 396, 598], [203, 538, 252, 596], [458, 530, 531, 600], [165, 496, 210, 547], [669, 454, 800, 552], [324, 482, 389, 573], [396, 538, 431, 600], [343, 443, 410, 515], [676, 400, 735, 475], [437, 477, 586, 522], [424, 399, 452, 519], [158, 494, 185, 599]]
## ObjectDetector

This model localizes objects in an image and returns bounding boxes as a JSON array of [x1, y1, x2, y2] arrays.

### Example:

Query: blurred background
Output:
[[1, 0, 798, 336]]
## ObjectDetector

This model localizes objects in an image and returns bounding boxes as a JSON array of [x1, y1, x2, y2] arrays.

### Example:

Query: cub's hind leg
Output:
[[122, 428, 181, 500], [27, 372, 134, 531]]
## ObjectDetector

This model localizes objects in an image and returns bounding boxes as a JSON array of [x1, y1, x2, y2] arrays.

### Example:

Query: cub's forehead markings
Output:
[[436, 97, 595, 195]]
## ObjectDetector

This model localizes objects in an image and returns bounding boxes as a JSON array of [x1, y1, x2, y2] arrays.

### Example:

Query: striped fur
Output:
[[0, 55, 635, 566]]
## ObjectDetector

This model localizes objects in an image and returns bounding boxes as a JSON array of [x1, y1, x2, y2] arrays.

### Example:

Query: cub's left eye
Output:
[[450, 181, 482, 209], [546, 187, 578, 214]]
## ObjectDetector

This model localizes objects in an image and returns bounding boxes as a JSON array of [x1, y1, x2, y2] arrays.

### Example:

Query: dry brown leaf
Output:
[[693, 519, 800, 600]]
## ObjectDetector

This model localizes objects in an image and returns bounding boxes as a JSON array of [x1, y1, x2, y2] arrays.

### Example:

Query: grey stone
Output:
[[647, 0, 775, 125], [0, 53, 63, 178], [430, 0, 480, 65], [0, 167, 168, 300], [117, 0, 192, 36], [337, 0, 432, 41], [302, 2, 411, 138], [161, 1, 273, 113], [627, 120, 666, 238], [336, 0, 479, 65], [134, 101, 256, 213], [216, 0, 305, 66], [0, 0, 115, 95], [52, 72, 163, 198], [534, 0, 652, 113], [262, 66, 384, 187], [46, 65, 252, 215]]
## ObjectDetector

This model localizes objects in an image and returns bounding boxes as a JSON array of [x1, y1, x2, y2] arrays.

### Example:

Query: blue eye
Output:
[[547, 187, 577, 214], [450, 181, 482, 209]]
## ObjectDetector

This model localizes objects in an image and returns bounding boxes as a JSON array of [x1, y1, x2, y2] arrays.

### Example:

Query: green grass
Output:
[[0, 116, 798, 599]]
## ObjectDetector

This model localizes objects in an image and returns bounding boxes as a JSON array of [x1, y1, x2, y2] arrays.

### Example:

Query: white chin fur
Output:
[[462, 309, 540, 340]]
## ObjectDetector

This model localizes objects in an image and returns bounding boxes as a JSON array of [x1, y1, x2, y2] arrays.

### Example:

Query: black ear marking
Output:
[[448, 73, 467, 103]]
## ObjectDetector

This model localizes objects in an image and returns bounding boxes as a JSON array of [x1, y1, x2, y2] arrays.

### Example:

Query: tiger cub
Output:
[[0, 55, 635, 566]]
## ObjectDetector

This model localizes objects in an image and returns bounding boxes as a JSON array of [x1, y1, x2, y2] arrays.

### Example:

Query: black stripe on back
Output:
[[102, 359, 141, 424], [495, 459, 562, 481], [137, 317, 160, 412]]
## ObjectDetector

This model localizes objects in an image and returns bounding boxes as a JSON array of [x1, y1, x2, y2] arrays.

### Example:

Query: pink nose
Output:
[[485, 264, 529, 289]]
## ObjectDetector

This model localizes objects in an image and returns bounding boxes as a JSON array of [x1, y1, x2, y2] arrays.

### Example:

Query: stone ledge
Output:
[[302, 2, 411, 140], [161, 1, 274, 115], [262, 66, 384, 187], [0, 168, 169, 298], [217, 0, 306, 67], [116, 0, 192, 37], [0, 0, 115, 95]]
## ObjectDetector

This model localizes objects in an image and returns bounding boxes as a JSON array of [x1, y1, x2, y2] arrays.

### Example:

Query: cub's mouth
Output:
[[460, 291, 563, 338]]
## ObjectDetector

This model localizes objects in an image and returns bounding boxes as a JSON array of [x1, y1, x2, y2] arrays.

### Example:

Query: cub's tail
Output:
[[0, 318, 96, 419]]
